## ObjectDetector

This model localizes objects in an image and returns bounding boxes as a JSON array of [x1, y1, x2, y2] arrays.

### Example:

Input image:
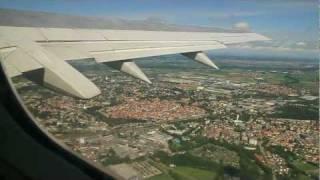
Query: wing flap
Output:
[[99, 30, 246, 41], [42, 40, 220, 51], [92, 43, 226, 63], [43, 46, 92, 61], [42, 41, 224, 61]]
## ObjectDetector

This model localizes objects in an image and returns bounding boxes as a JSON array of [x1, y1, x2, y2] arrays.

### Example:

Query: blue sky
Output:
[[0, 0, 318, 54]]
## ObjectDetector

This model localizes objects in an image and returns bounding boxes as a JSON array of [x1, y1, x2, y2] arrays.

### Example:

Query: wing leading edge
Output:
[[0, 26, 270, 99]]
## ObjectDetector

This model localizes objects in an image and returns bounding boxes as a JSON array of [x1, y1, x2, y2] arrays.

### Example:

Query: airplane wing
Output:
[[0, 26, 269, 99]]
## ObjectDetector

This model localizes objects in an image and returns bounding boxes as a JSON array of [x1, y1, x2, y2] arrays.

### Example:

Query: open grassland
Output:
[[148, 166, 217, 180]]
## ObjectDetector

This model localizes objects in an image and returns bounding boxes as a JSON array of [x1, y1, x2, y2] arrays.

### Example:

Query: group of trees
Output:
[[268, 146, 318, 180], [272, 103, 319, 120], [163, 136, 275, 180]]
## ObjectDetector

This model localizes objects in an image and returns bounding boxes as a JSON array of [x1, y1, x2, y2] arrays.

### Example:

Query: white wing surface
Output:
[[0, 26, 269, 99]]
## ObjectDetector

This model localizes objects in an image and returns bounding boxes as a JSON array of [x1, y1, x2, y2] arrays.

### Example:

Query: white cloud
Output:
[[296, 42, 306, 46], [230, 40, 317, 52], [206, 11, 263, 19], [233, 22, 251, 32]]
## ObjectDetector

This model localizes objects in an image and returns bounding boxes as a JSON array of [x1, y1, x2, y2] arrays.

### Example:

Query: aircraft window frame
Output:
[[0, 64, 117, 180]]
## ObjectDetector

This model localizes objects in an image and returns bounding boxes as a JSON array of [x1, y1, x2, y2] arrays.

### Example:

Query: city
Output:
[[14, 55, 319, 180]]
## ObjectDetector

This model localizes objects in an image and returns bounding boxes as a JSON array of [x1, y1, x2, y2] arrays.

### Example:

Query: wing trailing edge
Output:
[[0, 26, 270, 99]]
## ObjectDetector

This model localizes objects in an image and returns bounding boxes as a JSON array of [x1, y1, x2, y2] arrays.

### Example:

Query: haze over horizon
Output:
[[0, 0, 317, 60]]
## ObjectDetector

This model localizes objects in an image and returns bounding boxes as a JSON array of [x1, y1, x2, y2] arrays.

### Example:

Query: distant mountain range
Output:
[[0, 8, 237, 32]]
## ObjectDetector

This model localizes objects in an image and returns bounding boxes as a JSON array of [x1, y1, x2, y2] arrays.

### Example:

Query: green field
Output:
[[148, 173, 175, 180], [172, 166, 217, 180], [148, 166, 217, 180], [295, 174, 313, 180], [265, 70, 319, 95], [292, 160, 318, 171]]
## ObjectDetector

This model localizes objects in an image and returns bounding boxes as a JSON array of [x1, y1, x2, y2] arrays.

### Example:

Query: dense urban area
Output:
[[13, 55, 319, 180]]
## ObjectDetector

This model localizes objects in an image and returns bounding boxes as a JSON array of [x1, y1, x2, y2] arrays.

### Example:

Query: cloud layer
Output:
[[233, 22, 251, 32]]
